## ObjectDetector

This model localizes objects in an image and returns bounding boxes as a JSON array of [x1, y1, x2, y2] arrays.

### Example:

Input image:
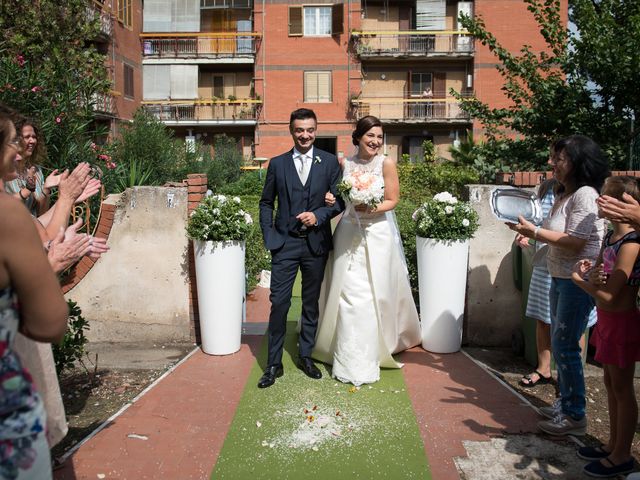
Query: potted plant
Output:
[[412, 191, 479, 353], [186, 194, 253, 355]]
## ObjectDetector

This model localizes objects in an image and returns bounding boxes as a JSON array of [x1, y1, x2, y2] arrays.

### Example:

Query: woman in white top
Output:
[[509, 135, 609, 436], [312, 116, 421, 386]]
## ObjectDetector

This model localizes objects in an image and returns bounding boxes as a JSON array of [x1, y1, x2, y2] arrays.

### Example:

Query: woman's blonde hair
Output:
[[602, 175, 640, 203]]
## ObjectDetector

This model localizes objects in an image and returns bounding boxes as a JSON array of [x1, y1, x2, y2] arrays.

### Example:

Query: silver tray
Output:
[[490, 187, 543, 224]]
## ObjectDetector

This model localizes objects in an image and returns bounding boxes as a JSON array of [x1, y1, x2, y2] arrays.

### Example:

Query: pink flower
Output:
[[30, 86, 41, 92], [90, 142, 97, 151], [98, 154, 111, 161], [106, 161, 116, 170], [55, 117, 62, 124], [16, 55, 25, 67]]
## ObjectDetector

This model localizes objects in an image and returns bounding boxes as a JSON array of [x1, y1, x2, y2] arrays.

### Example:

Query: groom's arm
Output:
[[311, 157, 344, 226], [259, 160, 277, 238]]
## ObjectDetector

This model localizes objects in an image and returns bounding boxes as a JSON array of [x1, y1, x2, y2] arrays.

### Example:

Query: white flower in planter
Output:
[[433, 191, 458, 204]]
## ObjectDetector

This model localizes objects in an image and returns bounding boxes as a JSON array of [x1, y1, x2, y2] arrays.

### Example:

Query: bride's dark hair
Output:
[[352, 115, 382, 146]]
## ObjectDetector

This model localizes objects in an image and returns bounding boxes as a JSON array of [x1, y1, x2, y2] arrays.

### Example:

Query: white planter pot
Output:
[[416, 237, 470, 353], [194, 240, 245, 355]]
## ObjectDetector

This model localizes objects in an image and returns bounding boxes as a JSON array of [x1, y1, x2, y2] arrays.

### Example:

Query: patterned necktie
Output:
[[298, 154, 310, 185]]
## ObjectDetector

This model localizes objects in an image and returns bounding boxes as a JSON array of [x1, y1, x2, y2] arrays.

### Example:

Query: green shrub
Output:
[[53, 300, 89, 375], [398, 160, 479, 204], [218, 169, 265, 196], [238, 195, 270, 292], [206, 134, 243, 191]]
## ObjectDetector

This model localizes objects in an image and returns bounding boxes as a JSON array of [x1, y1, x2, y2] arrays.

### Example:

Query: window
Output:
[[289, 4, 343, 36], [304, 71, 331, 103], [213, 76, 224, 98], [410, 73, 432, 97], [118, 0, 132, 27], [124, 64, 134, 98]]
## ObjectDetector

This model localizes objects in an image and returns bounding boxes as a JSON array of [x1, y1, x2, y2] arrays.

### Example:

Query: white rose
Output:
[[462, 218, 470, 227], [244, 213, 253, 224], [233, 196, 241, 204], [433, 192, 458, 204], [212, 208, 220, 215], [445, 206, 454, 215]]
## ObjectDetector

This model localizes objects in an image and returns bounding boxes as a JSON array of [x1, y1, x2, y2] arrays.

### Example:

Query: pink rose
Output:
[[55, 117, 62, 124]]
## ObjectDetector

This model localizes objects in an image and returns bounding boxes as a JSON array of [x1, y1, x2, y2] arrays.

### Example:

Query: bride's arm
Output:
[[371, 157, 399, 213]]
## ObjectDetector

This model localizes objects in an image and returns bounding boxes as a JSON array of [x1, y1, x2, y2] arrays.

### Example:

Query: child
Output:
[[572, 176, 640, 478]]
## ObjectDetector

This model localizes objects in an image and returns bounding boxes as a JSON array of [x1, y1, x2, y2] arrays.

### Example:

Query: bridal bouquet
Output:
[[337, 171, 384, 209], [186, 194, 253, 242], [412, 191, 479, 241]]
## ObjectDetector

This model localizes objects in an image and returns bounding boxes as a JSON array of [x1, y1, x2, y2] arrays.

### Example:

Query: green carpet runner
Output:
[[212, 300, 431, 479]]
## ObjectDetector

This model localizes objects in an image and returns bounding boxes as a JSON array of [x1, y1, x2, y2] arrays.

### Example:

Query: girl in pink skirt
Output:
[[572, 175, 640, 478]]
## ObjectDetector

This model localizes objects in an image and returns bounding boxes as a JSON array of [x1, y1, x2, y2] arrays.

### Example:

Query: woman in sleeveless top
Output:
[[312, 116, 421, 386], [0, 105, 68, 479]]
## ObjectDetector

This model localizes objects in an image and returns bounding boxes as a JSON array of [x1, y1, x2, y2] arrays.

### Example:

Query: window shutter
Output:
[[433, 72, 446, 98], [117, 0, 125, 22], [289, 6, 303, 36], [318, 72, 331, 102], [304, 72, 318, 102], [331, 4, 344, 35]]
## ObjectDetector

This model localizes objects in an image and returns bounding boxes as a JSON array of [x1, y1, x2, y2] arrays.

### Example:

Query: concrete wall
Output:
[[66, 186, 191, 343], [465, 184, 531, 347]]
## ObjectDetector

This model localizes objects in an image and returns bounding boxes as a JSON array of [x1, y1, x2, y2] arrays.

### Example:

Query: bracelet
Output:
[[19, 188, 29, 200], [534, 226, 541, 239]]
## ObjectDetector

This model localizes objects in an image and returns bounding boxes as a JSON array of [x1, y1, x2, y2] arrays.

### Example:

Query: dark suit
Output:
[[259, 148, 343, 367]]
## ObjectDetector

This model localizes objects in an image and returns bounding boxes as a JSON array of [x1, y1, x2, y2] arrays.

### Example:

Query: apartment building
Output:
[[140, 0, 560, 161], [90, 0, 144, 137]]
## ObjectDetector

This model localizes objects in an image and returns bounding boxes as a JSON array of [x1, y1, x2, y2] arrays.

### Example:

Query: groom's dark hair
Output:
[[289, 108, 317, 125]]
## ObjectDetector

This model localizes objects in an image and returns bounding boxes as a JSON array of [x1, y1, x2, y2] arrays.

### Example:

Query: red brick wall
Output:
[[110, 0, 143, 124], [497, 171, 640, 187], [473, 0, 568, 136], [186, 174, 208, 342], [254, 2, 361, 159]]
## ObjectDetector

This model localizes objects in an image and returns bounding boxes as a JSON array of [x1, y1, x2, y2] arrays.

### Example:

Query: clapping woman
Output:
[[0, 104, 68, 478]]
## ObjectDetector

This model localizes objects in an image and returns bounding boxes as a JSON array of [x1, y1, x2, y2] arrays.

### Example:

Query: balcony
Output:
[[143, 98, 261, 125], [92, 92, 117, 117], [87, 5, 114, 38], [141, 33, 260, 63], [350, 97, 471, 123], [351, 31, 473, 58]]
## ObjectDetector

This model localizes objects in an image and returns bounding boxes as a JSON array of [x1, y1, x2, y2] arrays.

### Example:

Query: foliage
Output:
[[455, 0, 632, 169], [53, 300, 90, 375], [187, 194, 253, 242], [422, 140, 436, 163], [218, 169, 265, 196], [397, 160, 479, 205], [412, 192, 480, 241], [206, 134, 243, 191], [0, 0, 110, 171], [240, 195, 271, 292], [448, 131, 515, 183], [105, 110, 183, 192], [395, 200, 419, 299]]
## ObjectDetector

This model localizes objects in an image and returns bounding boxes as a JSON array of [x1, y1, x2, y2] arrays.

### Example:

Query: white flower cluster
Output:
[[186, 193, 253, 242], [412, 191, 479, 241], [433, 191, 458, 204]]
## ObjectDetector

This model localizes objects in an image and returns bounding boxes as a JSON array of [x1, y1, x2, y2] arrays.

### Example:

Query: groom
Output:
[[258, 108, 343, 388]]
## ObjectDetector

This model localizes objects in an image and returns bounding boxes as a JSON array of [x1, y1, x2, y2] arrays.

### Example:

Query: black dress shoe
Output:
[[297, 357, 322, 379], [257, 365, 283, 389]]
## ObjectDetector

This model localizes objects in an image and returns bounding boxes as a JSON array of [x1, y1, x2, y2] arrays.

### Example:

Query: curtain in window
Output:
[[143, 65, 170, 99], [170, 65, 198, 99], [416, 0, 445, 30], [304, 7, 331, 35]]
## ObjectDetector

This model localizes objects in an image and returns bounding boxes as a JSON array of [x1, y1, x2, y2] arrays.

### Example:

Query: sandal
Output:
[[519, 370, 551, 387], [583, 457, 634, 478]]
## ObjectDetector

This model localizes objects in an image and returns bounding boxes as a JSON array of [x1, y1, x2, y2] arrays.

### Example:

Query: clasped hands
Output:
[[572, 258, 607, 285]]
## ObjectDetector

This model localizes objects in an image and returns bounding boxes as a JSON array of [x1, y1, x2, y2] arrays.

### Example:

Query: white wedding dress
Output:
[[312, 154, 422, 386]]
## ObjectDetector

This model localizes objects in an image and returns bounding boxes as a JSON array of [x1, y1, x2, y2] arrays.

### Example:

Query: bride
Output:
[[312, 115, 422, 386]]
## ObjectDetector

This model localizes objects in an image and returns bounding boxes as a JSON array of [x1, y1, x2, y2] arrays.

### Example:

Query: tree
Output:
[[0, 0, 110, 170], [454, 0, 634, 170]]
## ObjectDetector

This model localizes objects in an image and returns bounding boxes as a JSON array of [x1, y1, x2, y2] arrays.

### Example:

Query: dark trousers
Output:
[[267, 235, 328, 367]]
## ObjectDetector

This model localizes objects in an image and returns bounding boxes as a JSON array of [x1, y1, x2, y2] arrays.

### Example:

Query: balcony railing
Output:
[[351, 97, 471, 123], [92, 92, 117, 116], [351, 31, 474, 57], [141, 33, 261, 59], [143, 98, 262, 123], [87, 6, 114, 38]]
